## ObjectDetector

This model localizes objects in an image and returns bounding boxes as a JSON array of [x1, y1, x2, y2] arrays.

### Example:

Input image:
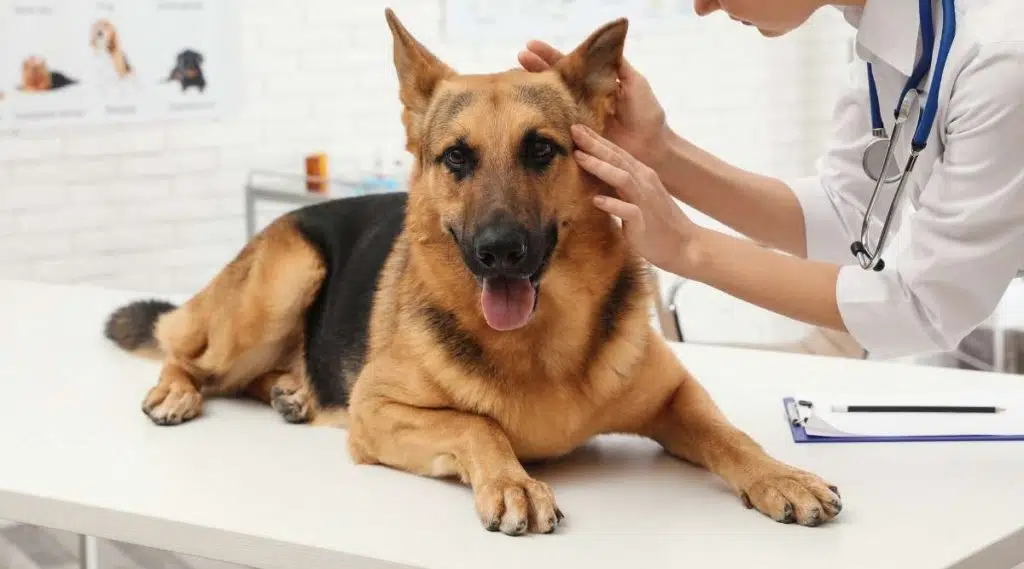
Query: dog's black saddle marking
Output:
[[292, 192, 408, 408]]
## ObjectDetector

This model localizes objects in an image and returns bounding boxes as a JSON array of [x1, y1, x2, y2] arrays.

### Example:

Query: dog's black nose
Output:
[[474, 224, 529, 273]]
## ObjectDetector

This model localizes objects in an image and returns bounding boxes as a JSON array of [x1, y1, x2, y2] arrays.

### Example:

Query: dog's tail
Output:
[[103, 299, 177, 360]]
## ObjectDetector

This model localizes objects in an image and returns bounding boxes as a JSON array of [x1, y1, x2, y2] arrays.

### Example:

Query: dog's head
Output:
[[90, 19, 119, 54], [385, 9, 627, 332], [21, 56, 49, 90], [178, 50, 203, 72]]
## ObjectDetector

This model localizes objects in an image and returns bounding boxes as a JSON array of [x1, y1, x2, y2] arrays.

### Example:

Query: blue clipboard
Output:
[[783, 397, 1024, 443]]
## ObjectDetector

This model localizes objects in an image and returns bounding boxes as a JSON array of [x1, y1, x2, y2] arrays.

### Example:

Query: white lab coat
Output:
[[788, 0, 1024, 359]]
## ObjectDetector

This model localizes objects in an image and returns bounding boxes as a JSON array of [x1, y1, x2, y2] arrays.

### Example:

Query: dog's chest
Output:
[[501, 405, 594, 461], [469, 377, 618, 461]]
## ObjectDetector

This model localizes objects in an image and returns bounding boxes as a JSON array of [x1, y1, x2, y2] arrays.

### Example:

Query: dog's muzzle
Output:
[[451, 216, 557, 332]]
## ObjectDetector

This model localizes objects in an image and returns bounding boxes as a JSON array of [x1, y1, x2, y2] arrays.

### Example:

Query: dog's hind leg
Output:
[[143, 360, 203, 425], [141, 303, 208, 426], [141, 215, 325, 426], [244, 370, 313, 424], [105, 297, 207, 425]]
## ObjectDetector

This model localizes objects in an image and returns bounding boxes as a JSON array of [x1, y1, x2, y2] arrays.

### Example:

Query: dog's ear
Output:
[[384, 8, 455, 151], [553, 18, 628, 128], [108, 29, 120, 54]]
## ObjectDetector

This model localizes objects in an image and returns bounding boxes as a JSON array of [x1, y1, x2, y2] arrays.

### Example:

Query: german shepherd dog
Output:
[[104, 9, 841, 535]]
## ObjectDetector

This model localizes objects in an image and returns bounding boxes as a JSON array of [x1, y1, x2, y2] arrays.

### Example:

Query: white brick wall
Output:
[[0, 0, 854, 296]]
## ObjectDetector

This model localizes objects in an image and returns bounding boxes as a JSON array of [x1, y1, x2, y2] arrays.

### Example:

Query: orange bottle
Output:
[[305, 153, 328, 193]]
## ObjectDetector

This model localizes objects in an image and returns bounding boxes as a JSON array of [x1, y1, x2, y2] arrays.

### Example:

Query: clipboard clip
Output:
[[785, 399, 814, 426]]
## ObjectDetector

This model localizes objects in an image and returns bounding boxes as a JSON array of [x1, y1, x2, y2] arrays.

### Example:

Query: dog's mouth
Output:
[[478, 276, 539, 331], [449, 224, 557, 332]]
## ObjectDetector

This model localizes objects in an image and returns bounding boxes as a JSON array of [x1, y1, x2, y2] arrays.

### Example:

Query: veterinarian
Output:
[[518, 0, 1024, 359]]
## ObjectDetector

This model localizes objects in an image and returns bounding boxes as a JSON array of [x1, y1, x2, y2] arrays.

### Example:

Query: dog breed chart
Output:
[[0, 0, 237, 129]]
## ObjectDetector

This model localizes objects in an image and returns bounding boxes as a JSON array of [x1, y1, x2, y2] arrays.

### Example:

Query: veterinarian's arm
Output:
[[652, 130, 810, 258], [573, 124, 847, 333], [682, 228, 846, 332]]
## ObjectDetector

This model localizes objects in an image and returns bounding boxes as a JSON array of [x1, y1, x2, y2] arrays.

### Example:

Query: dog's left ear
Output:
[[108, 29, 119, 54], [385, 8, 455, 152], [553, 18, 628, 127]]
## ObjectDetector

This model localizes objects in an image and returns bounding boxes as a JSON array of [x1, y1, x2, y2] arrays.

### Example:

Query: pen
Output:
[[830, 405, 1005, 413]]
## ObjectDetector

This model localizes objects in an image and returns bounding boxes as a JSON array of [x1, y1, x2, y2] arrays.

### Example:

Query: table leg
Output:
[[78, 534, 99, 569], [244, 188, 256, 240]]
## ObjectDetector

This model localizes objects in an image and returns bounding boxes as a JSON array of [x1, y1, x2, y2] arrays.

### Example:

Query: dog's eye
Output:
[[521, 134, 561, 172], [443, 148, 467, 170], [439, 144, 475, 181], [530, 140, 554, 162]]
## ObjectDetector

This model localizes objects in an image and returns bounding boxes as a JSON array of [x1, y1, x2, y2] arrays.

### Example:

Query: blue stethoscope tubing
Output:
[[851, 0, 956, 271]]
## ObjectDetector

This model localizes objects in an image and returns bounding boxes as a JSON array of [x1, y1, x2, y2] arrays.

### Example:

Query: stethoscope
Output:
[[852, 0, 956, 271]]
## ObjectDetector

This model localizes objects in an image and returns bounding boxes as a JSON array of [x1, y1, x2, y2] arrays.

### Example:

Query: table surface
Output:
[[1, 279, 1023, 569]]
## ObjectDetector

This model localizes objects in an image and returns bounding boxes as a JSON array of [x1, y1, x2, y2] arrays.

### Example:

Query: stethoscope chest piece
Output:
[[863, 135, 905, 184], [862, 88, 919, 184]]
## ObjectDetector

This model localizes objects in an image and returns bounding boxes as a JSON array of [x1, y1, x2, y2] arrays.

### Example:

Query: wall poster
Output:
[[0, 0, 239, 131], [441, 0, 696, 43]]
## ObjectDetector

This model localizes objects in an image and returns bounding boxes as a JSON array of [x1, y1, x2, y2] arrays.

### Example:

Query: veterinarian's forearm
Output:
[[681, 228, 846, 332], [652, 130, 808, 258]]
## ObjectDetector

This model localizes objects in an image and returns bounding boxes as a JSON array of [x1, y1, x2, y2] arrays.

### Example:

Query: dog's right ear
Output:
[[108, 29, 120, 54], [553, 18, 628, 130], [384, 8, 455, 151]]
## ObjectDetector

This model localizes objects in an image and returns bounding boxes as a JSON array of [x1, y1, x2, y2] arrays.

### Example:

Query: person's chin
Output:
[[757, 27, 788, 38]]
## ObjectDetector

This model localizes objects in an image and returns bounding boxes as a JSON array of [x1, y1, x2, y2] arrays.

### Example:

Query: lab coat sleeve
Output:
[[800, 47, 1024, 358]]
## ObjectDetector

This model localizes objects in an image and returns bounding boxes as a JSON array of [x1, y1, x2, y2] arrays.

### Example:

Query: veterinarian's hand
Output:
[[571, 124, 700, 274], [517, 41, 671, 170]]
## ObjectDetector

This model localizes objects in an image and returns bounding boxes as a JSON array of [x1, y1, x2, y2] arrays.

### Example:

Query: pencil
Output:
[[830, 405, 1005, 413]]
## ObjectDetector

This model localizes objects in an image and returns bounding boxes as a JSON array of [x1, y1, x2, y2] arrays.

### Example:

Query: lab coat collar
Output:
[[840, 0, 921, 77]]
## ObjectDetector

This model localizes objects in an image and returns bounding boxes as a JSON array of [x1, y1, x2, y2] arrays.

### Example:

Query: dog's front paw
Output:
[[740, 464, 842, 527], [474, 475, 564, 536], [142, 384, 202, 426], [270, 383, 311, 424]]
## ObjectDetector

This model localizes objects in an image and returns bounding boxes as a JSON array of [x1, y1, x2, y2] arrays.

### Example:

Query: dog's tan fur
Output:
[[19, 57, 51, 91], [107, 9, 841, 534], [91, 19, 132, 78]]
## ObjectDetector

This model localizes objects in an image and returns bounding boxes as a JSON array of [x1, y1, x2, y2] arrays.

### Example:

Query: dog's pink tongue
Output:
[[481, 277, 536, 331]]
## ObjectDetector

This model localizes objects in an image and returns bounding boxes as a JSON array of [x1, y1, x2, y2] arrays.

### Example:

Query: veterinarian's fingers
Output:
[[572, 132, 636, 179], [593, 196, 644, 229], [619, 57, 640, 83], [525, 40, 565, 66], [618, 57, 651, 90], [571, 124, 641, 174], [517, 50, 551, 72], [574, 151, 637, 201]]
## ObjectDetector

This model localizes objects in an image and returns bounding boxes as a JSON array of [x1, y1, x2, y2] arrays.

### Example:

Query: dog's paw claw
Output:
[[142, 385, 202, 426], [742, 466, 842, 527], [270, 385, 311, 424], [782, 502, 795, 523], [475, 476, 563, 536]]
